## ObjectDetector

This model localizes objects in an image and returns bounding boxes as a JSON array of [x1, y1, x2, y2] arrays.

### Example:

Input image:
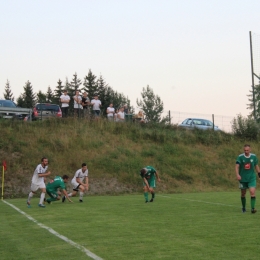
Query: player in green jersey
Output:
[[140, 166, 160, 203], [236, 144, 260, 213], [46, 175, 73, 204]]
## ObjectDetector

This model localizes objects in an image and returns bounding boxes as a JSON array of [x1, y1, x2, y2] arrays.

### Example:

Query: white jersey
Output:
[[31, 164, 48, 185], [91, 99, 101, 110], [71, 168, 88, 184], [60, 94, 70, 107]]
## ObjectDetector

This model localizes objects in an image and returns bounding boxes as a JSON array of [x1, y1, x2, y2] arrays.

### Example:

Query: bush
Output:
[[231, 114, 259, 140]]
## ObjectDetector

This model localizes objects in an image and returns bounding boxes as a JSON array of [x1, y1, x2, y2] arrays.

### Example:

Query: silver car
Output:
[[179, 118, 221, 131]]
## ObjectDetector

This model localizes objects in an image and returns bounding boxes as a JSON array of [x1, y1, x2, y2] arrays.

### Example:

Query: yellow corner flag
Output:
[[1, 161, 7, 200]]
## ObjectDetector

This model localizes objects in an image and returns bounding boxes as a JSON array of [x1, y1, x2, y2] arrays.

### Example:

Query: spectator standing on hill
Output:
[[46, 175, 73, 204], [62, 163, 89, 203], [107, 103, 115, 121], [236, 144, 260, 213], [140, 166, 160, 203], [73, 90, 82, 117], [124, 104, 130, 114], [82, 92, 90, 118], [60, 90, 70, 117], [91, 94, 102, 118], [27, 157, 51, 208], [114, 109, 119, 122], [117, 107, 125, 122]]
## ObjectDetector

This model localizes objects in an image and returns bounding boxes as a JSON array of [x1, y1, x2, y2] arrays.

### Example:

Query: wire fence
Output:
[[166, 110, 234, 133]]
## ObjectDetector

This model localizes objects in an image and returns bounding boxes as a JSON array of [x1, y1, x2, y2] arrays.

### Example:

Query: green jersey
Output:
[[140, 166, 156, 181], [46, 176, 66, 192], [236, 153, 258, 182]]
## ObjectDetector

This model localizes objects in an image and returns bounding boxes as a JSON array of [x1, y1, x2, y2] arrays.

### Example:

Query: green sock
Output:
[[251, 197, 256, 209], [144, 192, 148, 202], [152, 192, 155, 199], [241, 197, 246, 208]]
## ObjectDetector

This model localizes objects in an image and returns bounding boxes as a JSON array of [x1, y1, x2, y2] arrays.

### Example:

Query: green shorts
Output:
[[46, 189, 59, 199], [143, 178, 156, 188], [239, 179, 256, 189]]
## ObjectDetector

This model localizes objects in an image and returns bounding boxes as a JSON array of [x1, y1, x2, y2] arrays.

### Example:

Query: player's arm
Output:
[[235, 163, 241, 180], [255, 164, 260, 178], [155, 171, 161, 182], [76, 177, 85, 186], [38, 171, 51, 177], [62, 189, 73, 202]]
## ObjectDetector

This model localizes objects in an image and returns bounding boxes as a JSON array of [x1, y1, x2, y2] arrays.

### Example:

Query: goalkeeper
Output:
[[46, 175, 73, 204], [140, 166, 160, 203]]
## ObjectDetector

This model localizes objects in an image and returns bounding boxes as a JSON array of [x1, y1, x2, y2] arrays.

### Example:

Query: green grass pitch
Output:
[[1, 192, 259, 260]]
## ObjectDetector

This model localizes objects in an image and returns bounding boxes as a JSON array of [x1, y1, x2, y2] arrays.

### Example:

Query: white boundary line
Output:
[[159, 195, 237, 207], [2, 200, 103, 260]]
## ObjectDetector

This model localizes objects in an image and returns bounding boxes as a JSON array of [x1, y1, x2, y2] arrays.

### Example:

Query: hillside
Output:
[[0, 118, 256, 198]]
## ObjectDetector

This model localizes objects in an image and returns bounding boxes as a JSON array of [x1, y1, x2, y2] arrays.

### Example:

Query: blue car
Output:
[[179, 118, 221, 131]]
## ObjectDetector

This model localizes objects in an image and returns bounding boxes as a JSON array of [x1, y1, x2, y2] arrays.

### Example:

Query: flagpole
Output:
[[1, 165, 4, 200]]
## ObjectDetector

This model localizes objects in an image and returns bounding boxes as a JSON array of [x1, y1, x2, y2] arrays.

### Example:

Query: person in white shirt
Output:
[[91, 94, 102, 118], [73, 90, 82, 117], [63, 163, 89, 203], [117, 107, 125, 122], [106, 103, 115, 121], [60, 90, 70, 117], [27, 157, 51, 208]]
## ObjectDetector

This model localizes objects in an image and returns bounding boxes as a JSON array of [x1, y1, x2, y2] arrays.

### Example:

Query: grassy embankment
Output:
[[0, 118, 257, 198]]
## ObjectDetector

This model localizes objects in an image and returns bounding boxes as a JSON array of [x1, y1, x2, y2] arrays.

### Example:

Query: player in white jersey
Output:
[[62, 163, 89, 203], [26, 157, 51, 208]]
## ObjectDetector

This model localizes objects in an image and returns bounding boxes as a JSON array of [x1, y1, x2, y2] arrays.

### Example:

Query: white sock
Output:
[[27, 192, 33, 202], [68, 193, 72, 197], [79, 192, 84, 200], [39, 192, 45, 204]]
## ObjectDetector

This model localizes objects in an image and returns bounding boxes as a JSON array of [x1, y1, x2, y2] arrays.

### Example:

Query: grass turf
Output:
[[1, 192, 259, 260]]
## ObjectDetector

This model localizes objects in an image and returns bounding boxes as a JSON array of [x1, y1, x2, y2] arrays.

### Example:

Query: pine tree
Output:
[[68, 73, 82, 94], [83, 69, 98, 100], [16, 81, 36, 108], [53, 79, 64, 104], [46, 86, 54, 103], [36, 90, 47, 103], [247, 84, 260, 119], [136, 85, 165, 123], [3, 80, 14, 101]]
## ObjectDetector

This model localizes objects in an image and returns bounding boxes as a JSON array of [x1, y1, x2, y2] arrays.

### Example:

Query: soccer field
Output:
[[1, 192, 260, 260]]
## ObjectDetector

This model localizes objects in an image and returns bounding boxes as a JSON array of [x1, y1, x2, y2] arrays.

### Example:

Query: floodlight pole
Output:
[[249, 31, 256, 120]]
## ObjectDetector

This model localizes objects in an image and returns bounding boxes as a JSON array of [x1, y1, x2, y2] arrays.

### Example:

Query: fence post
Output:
[[212, 114, 215, 130]]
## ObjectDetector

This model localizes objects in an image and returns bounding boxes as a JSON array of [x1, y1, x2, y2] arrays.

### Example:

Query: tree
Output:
[[68, 73, 82, 95], [53, 79, 64, 104], [136, 85, 165, 123], [36, 90, 46, 103], [16, 80, 36, 108], [247, 84, 260, 119], [83, 69, 98, 100], [46, 86, 54, 103], [3, 80, 14, 101]]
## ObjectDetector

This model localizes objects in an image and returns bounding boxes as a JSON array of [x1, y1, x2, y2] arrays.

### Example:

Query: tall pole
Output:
[[250, 31, 256, 120]]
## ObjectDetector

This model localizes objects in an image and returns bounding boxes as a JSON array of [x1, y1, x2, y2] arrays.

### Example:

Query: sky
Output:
[[1, 0, 260, 121]]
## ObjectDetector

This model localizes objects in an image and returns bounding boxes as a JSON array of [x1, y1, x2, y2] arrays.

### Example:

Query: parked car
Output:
[[32, 103, 62, 120], [178, 118, 221, 131], [0, 99, 23, 119]]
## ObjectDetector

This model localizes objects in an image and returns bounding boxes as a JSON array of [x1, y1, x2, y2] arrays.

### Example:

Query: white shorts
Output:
[[31, 182, 46, 192], [71, 180, 81, 191]]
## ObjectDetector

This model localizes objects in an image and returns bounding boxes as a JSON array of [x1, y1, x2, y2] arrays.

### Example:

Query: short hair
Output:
[[82, 163, 87, 167], [62, 175, 69, 180], [244, 144, 251, 148], [140, 168, 146, 175], [41, 157, 47, 162]]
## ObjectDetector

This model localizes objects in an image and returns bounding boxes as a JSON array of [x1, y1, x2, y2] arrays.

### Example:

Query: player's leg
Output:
[[62, 183, 78, 202], [46, 190, 59, 203], [149, 179, 156, 202], [249, 179, 257, 213], [27, 183, 38, 207], [239, 182, 247, 212], [79, 185, 85, 202], [143, 185, 149, 203], [38, 185, 46, 208]]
